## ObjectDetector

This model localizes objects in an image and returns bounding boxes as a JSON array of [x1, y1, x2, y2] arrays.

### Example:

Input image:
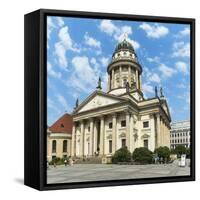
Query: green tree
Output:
[[132, 147, 153, 164], [154, 146, 170, 162], [186, 148, 190, 158], [112, 146, 132, 164], [174, 145, 187, 157]]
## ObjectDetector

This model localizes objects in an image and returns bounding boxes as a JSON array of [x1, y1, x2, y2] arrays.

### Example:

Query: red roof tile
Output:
[[49, 113, 73, 134]]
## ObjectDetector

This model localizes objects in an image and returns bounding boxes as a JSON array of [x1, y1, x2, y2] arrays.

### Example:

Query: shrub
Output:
[[112, 146, 132, 164], [132, 147, 153, 164], [154, 146, 170, 162], [49, 157, 67, 165]]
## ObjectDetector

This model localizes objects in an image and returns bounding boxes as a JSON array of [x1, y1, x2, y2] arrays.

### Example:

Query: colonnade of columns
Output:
[[108, 65, 142, 91], [71, 112, 136, 157], [156, 113, 170, 148]]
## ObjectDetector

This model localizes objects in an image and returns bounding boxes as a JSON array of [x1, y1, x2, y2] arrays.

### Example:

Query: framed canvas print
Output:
[[24, 9, 195, 190]]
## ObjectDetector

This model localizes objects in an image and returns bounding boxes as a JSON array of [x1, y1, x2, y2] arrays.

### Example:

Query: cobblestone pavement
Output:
[[47, 160, 190, 184]]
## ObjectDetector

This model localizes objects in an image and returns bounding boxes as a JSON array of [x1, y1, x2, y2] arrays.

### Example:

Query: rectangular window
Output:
[[143, 121, 149, 128], [144, 139, 148, 149], [63, 140, 67, 152], [109, 122, 112, 129], [109, 140, 112, 153], [88, 126, 90, 132], [121, 120, 126, 127], [122, 139, 126, 147]]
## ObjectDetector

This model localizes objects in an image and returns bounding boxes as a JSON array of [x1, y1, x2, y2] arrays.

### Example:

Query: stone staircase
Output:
[[74, 156, 102, 164]]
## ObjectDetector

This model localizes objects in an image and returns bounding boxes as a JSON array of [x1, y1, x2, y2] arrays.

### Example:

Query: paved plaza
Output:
[[47, 160, 190, 184]]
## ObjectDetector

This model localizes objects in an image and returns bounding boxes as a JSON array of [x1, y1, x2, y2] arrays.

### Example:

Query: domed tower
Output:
[[107, 38, 143, 101]]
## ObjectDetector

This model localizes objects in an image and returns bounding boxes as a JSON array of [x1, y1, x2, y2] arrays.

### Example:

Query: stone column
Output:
[[112, 69, 115, 89], [119, 66, 122, 87], [112, 113, 117, 153], [161, 118, 164, 146], [100, 116, 105, 155], [126, 112, 130, 151], [136, 70, 139, 89], [139, 74, 142, 90], [128, 65, 131, 84], [71, 123, 75, 157], [108, 73, 110, 91], [80, 120, 85, 156], [90, 118, 94, 156], [129, 113, 134, 152], [150, 115, 156, 152], [93, 120, 97, 154], [156, 114, 161, 147]]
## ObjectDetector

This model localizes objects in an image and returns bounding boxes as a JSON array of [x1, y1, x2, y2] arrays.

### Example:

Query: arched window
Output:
[[63, 140, 67, 152], [52, 140, 56, 153], [123, 79, 127, 87]]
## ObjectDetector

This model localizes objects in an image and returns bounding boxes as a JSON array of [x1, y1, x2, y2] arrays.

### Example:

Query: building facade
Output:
[[47, 113, 72, 161], [170, 120, 190, 149], [71, 39, 171, 158]]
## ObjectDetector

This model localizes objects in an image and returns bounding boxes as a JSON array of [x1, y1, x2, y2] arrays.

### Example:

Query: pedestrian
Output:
[[160, 157, 163, 164], [69, 156, 72, 166], [54, 162, 56, 168], [64, 159, 67, 166]]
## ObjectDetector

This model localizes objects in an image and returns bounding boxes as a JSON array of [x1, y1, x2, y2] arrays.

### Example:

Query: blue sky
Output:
[[47, 16, 190, 126]]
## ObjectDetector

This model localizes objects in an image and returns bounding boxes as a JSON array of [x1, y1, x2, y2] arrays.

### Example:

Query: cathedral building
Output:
[[71, 39, 171, 158]]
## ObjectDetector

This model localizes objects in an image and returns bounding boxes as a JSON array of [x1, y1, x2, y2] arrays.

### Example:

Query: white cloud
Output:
[[126, 38, 140, 50], [142, 83, 154, 94], [175, 61, 188, 74], [69, 56, 98, 93], [101, 73, 108, 91], [159, 64, 176, 78], [172, 42, 190, 57], [55, 43, 68, 69], [55, 26, 80, 69], [47, 61, 62, 79], [58, 26, 78, 51], [47, 17, 55, 39], [179, 27, 190, 37], [99, 20, 118, 36], [56, 17, 65, 27], [69, 56, 108, 93], [57, 94, 69, 109], [47, 97, 62, 115], [99, 57, 110, 67], [90, 57, 100, 73], [143, 67, 160, 83], [139, 23, 169, 38], [146, 56, 160, 63], [47, 97, 56, 109], [99, 20, 140, 50], [149, 73, 161, 83], [84, 32, 101, 48], [177, 83, 186, 89]]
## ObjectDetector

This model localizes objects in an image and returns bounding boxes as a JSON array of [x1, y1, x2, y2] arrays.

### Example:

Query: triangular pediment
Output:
[[161, 99, 171, 121], [73, 90, 126, 114]]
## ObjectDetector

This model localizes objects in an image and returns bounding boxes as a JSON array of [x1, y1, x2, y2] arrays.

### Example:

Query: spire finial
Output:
[[160, 87, 164, 98], [155, 86, 158, 97], [123, 33, 128, 41], [96, 77, 102, 90], [75, 98, 79, 108]]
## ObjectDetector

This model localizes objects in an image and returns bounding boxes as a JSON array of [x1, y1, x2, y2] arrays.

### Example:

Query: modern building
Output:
[[71, 38, 171, 158], [170, 120, 190, 149], [47, 113, 72, 161]]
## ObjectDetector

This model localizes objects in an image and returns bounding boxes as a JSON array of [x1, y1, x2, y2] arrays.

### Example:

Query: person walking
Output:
[[64, 159, 67, 166]]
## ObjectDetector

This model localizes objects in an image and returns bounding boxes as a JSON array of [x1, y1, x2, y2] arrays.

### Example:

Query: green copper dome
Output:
[[114, 39, 135, 53]]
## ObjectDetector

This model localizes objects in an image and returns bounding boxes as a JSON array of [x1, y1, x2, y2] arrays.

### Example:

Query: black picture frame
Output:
[[24, 9, 195, 191]]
